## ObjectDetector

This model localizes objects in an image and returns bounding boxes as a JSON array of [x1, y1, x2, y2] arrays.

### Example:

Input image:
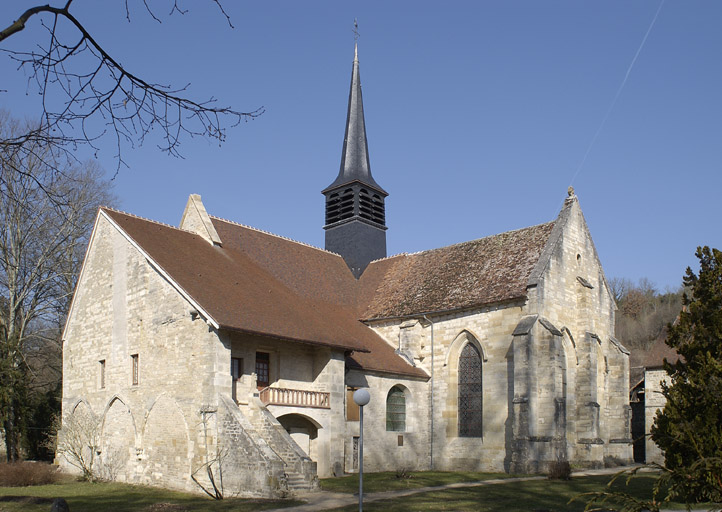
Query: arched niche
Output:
[[99, 396, 137, 481], [141, 394, 191, 488]]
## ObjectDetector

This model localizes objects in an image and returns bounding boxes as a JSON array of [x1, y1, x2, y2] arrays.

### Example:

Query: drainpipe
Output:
[[422, 315, 434, 470]]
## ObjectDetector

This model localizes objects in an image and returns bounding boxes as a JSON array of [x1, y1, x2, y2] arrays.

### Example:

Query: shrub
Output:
[[547, 460, 572, 480], [395, 467, 413, 480], [0, 461, 59, 486]]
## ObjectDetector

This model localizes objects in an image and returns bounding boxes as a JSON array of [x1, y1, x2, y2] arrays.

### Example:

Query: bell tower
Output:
[[322, 43, 388, 278]]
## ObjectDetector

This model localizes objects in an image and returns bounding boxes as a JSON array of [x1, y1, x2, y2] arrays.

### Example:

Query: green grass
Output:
[[319, 470, 514, 494], [325, 474, 718, 512], [3, 471, 721, 512], [0, 480, 302, 512]]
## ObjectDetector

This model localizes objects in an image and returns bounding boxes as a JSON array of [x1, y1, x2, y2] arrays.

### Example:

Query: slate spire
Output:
[[323, 43, 388, 279], [323, 43, 387, 195]]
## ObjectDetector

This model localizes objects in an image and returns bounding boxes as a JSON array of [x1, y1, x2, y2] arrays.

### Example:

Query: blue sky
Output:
[[2, 1, 720, 291]]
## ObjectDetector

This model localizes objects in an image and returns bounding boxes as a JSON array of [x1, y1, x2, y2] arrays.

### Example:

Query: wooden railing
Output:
[[259, 387, 330, 409]]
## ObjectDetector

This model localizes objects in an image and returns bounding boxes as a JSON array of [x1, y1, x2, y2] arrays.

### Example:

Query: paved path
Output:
[[266, 467, 636, 512]]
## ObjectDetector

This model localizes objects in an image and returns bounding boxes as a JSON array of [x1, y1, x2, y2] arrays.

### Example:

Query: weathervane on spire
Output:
[[353, 18, 360, 42]]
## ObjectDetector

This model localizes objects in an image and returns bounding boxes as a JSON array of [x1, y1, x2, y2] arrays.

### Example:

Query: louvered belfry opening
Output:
[[458, 343, 483, 438], [325, 186, 385, 227], [359, 188, 385, 225], [325, 188, 356, 225]]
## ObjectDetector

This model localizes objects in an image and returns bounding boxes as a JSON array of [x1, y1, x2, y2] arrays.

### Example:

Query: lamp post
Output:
[[353, 388, 370, 512]]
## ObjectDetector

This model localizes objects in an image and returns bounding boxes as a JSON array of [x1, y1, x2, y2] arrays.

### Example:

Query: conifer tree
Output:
[[651, 246, 722, 503]]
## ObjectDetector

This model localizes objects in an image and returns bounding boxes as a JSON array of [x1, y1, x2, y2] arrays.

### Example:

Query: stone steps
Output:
[[286, 471, 314, 491], [240, 401, 319, 493]]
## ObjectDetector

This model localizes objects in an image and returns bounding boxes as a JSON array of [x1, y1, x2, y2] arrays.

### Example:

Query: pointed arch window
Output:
[[386, 386, 406, 432], [458, 343, 482, 437]]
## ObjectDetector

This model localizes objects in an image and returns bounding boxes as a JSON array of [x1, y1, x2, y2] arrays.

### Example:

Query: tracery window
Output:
[[386, 386, 406, 431], [458, 343, 482, 437]]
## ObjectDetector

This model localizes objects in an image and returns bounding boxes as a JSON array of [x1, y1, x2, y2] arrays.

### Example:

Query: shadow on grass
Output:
[[0, 481, 302, 512], [325, 474, 699, 512], [320, 471, 515, 494]]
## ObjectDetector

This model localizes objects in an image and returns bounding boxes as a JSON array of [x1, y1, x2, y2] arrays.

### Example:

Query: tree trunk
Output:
[[4, 412, 21, 461]]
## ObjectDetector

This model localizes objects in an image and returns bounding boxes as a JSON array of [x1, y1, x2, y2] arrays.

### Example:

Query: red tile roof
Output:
[[101, 208, 556, 379], [363, 223, 556, 320], [102, 209, 427, 378]]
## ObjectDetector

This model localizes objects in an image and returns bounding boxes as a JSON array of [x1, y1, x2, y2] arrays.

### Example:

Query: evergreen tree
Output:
[[651, 246, 722, 503]]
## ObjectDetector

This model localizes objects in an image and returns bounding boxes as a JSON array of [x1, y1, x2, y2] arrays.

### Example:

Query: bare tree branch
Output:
[[1, 1, 262, 173], [0, 112, 116, 460]]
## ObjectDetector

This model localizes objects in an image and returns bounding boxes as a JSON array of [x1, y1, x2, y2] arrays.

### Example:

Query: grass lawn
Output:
[[324, 473, 719, 512], [326, 475, 720, 512], [0, 480, 302, 512], [320, 471, 514, 494], [3, 471, 720, 512]]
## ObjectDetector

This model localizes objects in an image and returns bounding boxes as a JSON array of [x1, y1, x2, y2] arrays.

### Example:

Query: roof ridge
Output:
[[406, 221, 556, 257], [101, 206, 192, 233], [369, 252, 409, 263], [210, 215, 341, 256]]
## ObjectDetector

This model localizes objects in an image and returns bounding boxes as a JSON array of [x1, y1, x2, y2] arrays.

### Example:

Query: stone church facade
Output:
[[59, 45, 632, 496]]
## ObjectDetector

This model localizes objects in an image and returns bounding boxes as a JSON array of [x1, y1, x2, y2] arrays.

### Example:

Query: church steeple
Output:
[[323, 43, 387, 196], [323, 43, 388, 278]]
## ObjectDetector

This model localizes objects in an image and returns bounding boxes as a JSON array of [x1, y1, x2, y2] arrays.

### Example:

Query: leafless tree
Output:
[[0, 1, 262, 176], [0, 112, 115, 461], [192, 410, 228, 499], [53, 407, 101, 481], [611, 276, 683, 352], [609, 277, 633, 305]]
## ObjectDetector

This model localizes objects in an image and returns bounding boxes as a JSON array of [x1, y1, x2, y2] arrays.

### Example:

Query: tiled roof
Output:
[[102, 208, 427, 378], [101, 207, 557, 379], [362, 223, 556, 320], [103, 210, 366, 351]]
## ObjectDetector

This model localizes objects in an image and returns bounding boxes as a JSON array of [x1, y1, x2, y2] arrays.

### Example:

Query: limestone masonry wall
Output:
[[363, 198, 632, 473], [61, 196, 632, 494], [526, 198, 632, 468], [643, 369, 669, 464], [61, 214, 292, 495]]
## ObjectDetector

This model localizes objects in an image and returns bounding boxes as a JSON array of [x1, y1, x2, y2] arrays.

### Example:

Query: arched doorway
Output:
[[277, 414, 321, 460]]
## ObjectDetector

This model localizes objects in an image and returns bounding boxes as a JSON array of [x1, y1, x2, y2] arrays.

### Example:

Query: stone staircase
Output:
[[242, 399, 319, 493], [285, 470, 316, 491]]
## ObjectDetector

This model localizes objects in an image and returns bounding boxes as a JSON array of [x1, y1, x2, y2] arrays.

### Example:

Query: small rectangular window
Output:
[[131, 354, 139, 386], [99, 360, 106, 389]]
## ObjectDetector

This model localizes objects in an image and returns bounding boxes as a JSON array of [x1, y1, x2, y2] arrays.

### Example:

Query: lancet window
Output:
[[458, 343, 482, 437]]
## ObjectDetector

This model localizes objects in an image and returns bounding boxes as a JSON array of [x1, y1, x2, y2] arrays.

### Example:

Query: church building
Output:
[[59, 44, 633, 497]]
